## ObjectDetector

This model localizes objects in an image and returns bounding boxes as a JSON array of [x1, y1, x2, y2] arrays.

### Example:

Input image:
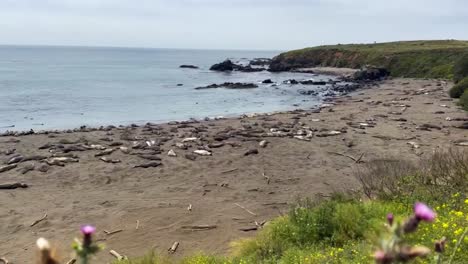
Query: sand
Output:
[[0, 78, 467, 263]]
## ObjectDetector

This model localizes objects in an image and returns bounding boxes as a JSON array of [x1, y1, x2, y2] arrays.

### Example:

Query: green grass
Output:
[[114, 149, 468, 264], [450, 77, 468, 98], [269, 40, 468, 80], [459, 90, 468, 111]]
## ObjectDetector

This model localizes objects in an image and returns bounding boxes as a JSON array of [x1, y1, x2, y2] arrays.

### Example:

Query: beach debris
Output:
[[65, 259, 76, 264], [182, 137, 198, 143], [194, 150, 212, 156], [168, 149, 177, 157], [100, 157, 121, 163], [259, 140, 268, 148], [235, 203, 257, 216], [244, 149, 259, 156], [168, 242, 179, 254], [187, 204, 192, 211], [109, 250, 127, 261], [104, 229, 123, 236], [37, 164, 50, 172], [30, 213, 48, 227], [0, 164, 17, 173], [133, 161, 162, 168], [119, 146, 130, 154], [20, 163, 35, 174], [94, 148, 115, 157], [407, 141, 420, 149], [0, 182, 28, 190], [222, 168, 238, 174], [135, 220, 140, 230], [327, 151, 364, 163], [181, 225, 217, 231]]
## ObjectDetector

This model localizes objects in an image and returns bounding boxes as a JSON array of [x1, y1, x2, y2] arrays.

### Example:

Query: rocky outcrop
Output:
[[210, 59, 267, 72], [180, 65, 199, 69], [195, 82, 258, 90], [353, 67, 389, 81], [249, 58, 272, 66], [209, 60, 236, 71]]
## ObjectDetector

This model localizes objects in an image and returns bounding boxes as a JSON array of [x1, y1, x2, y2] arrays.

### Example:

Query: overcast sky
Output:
[[0, 0, 466, 50]]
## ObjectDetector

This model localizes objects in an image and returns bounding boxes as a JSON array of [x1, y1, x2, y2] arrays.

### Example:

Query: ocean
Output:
[[0, 45, 335, 132]]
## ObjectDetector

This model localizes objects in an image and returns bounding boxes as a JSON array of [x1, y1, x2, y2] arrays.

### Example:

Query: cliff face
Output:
[[269, 40, 468, 79]]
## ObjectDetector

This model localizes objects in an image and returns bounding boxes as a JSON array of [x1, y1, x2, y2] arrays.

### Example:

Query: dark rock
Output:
[[238, 66, 265, 72], [185, 153, 197, 161], [354, 67, 389, 81], [195, 82, 258, 90], [249, 58, 272, 66], [262, 79, 273, 84], [180, 65, 199, 69], [209, 59, 235, 71], [244, 149, 259, 156], [300, 80, 327, 85], [283, 79, 299, 85], [134, 161, 162, 168]]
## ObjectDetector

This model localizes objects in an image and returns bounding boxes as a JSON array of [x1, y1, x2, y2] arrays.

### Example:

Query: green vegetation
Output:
[[269, 40, 468, 80], [115, 149, 468, 264], [449, 77, 468, 98], [453, 53, 468, 83], [459, 90, 468, 111]]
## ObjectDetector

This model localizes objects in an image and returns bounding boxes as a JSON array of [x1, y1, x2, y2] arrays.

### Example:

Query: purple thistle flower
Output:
[[414, 202, 436, 222], [80, 225, 96, 235], [387, 213, 394, 226]]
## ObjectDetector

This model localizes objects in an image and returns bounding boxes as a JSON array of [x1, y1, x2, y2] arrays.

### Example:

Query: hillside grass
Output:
[[269, 40, 468, 80], [114, 148, 468, 264]]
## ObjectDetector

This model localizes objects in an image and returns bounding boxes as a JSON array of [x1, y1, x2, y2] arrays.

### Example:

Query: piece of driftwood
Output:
[[30, 213, 47, 227], [181, 225, 217, 231], [0, 182, 28, 189], [239, 227, 258, 232], [327, 151, 364, 163], [0, 257, 9, 264], [168, 242, 179, 253], [65, 258, 76, 264], [235, 203, 257, 216], [104, 229, 123, 235], [135, 220, 140, 230], [109, 250, 126, 261], [221, 168, 238, 174]]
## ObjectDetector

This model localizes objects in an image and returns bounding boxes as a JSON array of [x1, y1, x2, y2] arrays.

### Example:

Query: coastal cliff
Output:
[[269, 40, 468, 79]]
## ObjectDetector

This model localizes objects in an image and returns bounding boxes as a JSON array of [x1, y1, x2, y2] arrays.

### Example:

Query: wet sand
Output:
[[0, 78, 467, 263]]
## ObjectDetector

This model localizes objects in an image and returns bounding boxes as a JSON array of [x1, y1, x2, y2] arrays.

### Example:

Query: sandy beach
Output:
[[0, 78, 467, 263]]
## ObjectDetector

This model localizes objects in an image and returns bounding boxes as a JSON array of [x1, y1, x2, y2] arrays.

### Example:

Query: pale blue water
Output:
[[0, 46, 335, 132]]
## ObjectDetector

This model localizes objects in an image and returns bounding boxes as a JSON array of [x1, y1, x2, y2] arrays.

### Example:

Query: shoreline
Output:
[[1, 77, 467, 263]]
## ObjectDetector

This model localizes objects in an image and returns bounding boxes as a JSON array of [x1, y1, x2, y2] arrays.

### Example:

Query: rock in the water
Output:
[[244, 149, 259, 156], [195, 82, 258, 90], [180, 65, 199, 69], [262, 79, 273, 84], [209, 59, 236, 71]]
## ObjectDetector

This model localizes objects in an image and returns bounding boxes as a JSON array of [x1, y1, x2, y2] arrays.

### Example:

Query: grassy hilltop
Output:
[[269, 40, 468, 79]]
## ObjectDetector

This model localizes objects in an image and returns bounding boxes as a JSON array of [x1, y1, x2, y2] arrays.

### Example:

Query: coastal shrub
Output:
[[459, 89, 468, 111], [449, 77, 468, 98], [453, 53, 468, 83]]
